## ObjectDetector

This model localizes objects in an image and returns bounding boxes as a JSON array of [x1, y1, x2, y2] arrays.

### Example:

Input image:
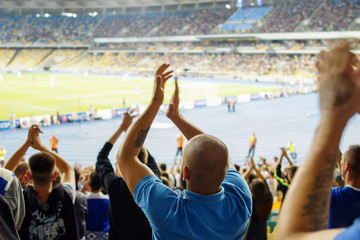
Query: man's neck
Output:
[[345, 175, 360, 189], [34, 184, 53, 204]]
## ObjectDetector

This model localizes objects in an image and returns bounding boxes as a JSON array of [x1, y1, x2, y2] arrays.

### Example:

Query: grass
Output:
[[0, 73, 280, 120]]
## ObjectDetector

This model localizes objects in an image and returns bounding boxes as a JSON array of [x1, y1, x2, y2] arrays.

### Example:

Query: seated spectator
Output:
[[275, 41, 360, 240], [96, 113, 160, 239], [329, 145, 360, 228], [6, 125, 79, 240], [117, 64, 252, 239], [85, 172, 109, 232]]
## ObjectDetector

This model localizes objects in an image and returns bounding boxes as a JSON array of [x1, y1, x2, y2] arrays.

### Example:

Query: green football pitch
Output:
[[0, 73, 280, 121]]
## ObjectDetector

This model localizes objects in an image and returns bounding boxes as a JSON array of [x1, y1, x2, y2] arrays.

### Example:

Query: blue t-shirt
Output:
[[134, 168, 252, 240], [329, 186, 360, 228], [335, 218, 360, 240]]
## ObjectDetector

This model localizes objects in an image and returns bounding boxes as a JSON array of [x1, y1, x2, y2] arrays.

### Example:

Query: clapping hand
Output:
[[166, 76, 179, 119], [152, 63, 173, 105]]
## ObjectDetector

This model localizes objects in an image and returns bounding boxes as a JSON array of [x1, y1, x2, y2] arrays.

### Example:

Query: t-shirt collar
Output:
[[183, 187, 225, 204]]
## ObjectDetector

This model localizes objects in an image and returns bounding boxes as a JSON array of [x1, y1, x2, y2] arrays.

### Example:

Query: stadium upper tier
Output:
[[0, 0, 358, 45]]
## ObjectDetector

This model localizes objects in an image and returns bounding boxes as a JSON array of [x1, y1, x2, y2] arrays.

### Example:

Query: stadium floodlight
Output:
[[44, 13, 50, 18], [36, 14, 40, 18], [225, 4, 231, 9], [73, 14, 78, 18]]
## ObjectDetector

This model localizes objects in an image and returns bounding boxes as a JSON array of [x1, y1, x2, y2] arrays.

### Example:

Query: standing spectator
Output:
[[5, 125, 79, 240], [50, 133, 58, 153], [85, 172, 109, 238], [117, 64, 252, 239], [244, 158, 273, 240], [275, 41, 360, 240], [96, 112, 160, 240], [13, 161, 30, 190], [0, 167, 25, 231], [274, 148, 297, 202], [0, 194, 20, 240], [175, 134, 184, 158], [74, 167, 87, 240], [247, 133, 257, 158], [0, 145, 6, 163], [328, 145, 360, 228]]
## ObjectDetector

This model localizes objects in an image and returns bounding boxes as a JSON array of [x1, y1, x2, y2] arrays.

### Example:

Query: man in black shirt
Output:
[[96, 113, 160, 240]]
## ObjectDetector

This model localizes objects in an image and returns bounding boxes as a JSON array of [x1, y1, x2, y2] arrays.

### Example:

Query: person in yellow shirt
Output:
[[0, 145, 6, 163], [247, 133, 257, 158], [286, 141, 297, 159], [175, 135, 184, 158]]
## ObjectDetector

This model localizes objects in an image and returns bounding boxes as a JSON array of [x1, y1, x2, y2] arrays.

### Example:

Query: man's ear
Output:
[[183, 166, 189, 181], [52, 170, 58, 180], [26, 170, 32, 181]]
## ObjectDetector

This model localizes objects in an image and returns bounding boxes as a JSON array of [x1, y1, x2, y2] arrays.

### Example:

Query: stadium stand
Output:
[[301, 0, 360, 32], [24, 16, 62, 44], [259, 0, 321, 32], [0, 16, 24, 44], [219, 6, 271, 33]]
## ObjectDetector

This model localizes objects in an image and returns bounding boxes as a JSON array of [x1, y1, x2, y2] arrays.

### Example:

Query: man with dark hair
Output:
[[86, 171, 109, 235], [6, 125, 78, 240], [117, 64, 252, 239], [275, 41, 360, 240], [96, 112, 160, 240], [329, 145, 360, 228]]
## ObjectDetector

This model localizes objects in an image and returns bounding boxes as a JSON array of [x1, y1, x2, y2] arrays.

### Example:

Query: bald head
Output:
[[182, 134, 229, 194]]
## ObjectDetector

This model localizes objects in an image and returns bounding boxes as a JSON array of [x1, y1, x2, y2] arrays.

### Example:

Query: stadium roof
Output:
[[0, 0, 233, 8]]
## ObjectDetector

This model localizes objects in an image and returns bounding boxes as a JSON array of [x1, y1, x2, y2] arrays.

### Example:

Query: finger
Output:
[[157, 63, 169, 75], [162, 70, 173, 77], [164, 74, 173, 81]]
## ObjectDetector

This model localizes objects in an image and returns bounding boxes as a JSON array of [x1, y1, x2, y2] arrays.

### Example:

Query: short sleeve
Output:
[[335, 218, 360, 240], [62, 182, 75, 203], [133, 175, 181, 229]]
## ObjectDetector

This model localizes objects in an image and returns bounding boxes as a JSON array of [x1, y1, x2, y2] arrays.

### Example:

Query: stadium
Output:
[[0, 0, 360, 239]]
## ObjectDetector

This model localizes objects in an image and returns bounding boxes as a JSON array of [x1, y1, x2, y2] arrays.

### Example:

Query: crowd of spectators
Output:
[[1, 42, 360, 240], [303, 0, 360, 32], [260, 0, 320, 32], [68, 52, 317, 79], [24, 16, 62, 44]]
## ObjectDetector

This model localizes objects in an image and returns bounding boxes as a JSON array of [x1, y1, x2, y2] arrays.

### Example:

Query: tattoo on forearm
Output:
[[301, 153, 338, 231], [133, 127, 150, 148]]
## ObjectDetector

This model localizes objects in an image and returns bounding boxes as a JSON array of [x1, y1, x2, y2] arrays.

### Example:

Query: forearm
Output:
[[108, 125, 125, 145], [4, 143, 30, 172], [253, 166, 266, 182], [169, 114, 203, 141], [118, 102, 159, 168], [276, 119, 347, 239]]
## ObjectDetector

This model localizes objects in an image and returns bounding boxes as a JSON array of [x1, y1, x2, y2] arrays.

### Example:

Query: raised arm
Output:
[[117, 64, 173, 194], [250, 157, 266, 182], [108, 112, 133, 145], [275, 42, 360, 240], [166, 77, 204, 140], [4, 126, 41, 171], [30, 127, 75, 190]]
